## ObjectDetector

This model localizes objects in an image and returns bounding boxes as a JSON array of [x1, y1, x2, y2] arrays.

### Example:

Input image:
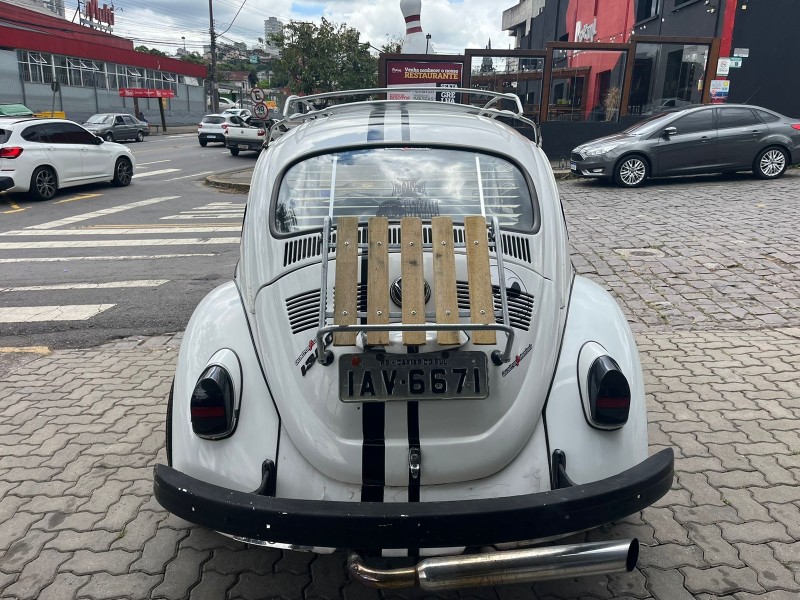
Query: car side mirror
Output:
[[663, 126, 677, 138], [94, 135, 104, 144]]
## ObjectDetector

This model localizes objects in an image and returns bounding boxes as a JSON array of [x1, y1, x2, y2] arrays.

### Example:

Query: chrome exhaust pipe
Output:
[[348, 539, 638, 591]]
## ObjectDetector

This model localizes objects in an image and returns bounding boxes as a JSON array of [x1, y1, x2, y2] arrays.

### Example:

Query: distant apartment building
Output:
[[263, 16, 283, 58]]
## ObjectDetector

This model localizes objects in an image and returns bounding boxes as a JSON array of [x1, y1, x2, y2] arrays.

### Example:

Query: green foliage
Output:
[[381, 35, 404, 55], [181, 52, 206, 65], [271, 18, 377, 95], [134, 45, 169, 57]]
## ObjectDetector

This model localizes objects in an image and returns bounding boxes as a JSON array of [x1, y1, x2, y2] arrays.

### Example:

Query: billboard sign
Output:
[[386, 60, 463, 103], [119, 88, 176, 98]]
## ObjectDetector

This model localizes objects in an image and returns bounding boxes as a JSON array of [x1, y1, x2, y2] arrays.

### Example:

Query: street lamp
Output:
[[425, 33, 431, 54]]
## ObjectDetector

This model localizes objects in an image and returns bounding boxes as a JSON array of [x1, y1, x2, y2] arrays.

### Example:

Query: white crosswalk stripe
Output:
[[0, 280, 168, 293], [0, 305, 116, 323], [133, 168, 181, 179], [1, 197, 241, 325], [161, 201, 245, 220]]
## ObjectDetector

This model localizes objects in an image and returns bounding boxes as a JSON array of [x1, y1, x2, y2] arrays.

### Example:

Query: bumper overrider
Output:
[[154, 449, 672, 585]]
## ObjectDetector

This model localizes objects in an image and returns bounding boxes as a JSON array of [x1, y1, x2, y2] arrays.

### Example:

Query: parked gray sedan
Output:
[[571, 104, 800, 187], [82, 113, 150, 143]]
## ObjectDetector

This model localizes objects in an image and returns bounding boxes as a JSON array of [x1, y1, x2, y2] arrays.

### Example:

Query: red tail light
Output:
[[0, 147, 23, 159], [198, 123, 203, 128], [792, 124, 800, 130], [190, 365, 237, 439], [257, 129, 265, 136], [221, 123, 229, 130], [588, 356, 631, 428]]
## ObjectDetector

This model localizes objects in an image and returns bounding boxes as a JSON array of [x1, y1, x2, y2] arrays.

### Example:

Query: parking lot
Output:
[[1, 171, 799, 600]]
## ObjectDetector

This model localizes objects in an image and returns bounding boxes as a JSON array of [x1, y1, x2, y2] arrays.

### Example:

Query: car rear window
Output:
[[274, 148, 536, 234], [755, 109, 781, 123], [203, 117, 225, 124], [0, 128, 9, 144]]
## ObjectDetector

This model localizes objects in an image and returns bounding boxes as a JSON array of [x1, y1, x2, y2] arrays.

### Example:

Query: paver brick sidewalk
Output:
[[0, 328, 798, 600]]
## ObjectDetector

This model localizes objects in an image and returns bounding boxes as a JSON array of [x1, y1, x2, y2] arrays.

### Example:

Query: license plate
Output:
[[339, 351, 489, 402], [570, 161, 578, 171], [238, 144, 249, 150]]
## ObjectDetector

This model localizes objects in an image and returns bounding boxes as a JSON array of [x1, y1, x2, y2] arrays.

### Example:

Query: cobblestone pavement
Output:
[[1, 173, 799, 600]]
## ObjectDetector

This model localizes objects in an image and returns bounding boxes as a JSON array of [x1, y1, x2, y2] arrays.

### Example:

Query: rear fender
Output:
[[545, 276, 648, 484], [172, 281, 280, 492]]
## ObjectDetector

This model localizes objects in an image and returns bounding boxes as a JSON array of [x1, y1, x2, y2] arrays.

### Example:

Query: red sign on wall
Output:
[[119, 88, 175, 98]]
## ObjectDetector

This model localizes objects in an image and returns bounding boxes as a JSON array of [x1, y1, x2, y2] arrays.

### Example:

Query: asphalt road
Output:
[[0, 133, 258, 356]]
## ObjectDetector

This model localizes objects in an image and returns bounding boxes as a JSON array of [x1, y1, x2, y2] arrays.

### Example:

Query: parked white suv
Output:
[[197, 114, 248, 147], [0, 117, 135, 201]]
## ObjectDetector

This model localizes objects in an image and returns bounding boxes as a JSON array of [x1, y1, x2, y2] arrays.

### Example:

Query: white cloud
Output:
[[112, 0, 511, 55]]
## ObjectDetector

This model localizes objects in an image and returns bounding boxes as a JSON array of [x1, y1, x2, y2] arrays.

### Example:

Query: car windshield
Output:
[[86, 115, 111, 124], [203, 116, 225, 124], [623, 112, 675, 136], [274, 148, 536, 234]]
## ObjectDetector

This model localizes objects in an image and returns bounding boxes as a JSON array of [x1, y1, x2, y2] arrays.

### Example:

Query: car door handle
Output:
[[751, 130, 761, 136]]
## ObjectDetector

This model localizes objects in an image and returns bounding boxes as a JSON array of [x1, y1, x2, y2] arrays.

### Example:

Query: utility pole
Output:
[[208, 0, 218, 113]]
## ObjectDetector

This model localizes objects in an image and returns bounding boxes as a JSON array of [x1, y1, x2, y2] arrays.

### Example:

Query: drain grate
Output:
[[614, 247, 665, 259]]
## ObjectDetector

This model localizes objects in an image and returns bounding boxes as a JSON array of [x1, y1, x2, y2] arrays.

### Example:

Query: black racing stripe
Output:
[[360, 252, 385, 502], [400, 107, 411, 142], [361, 403, 385, 502], [367, 106, 386, 142]]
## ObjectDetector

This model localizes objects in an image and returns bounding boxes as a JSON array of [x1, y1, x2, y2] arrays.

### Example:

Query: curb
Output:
[[205, 168, 253, 192]]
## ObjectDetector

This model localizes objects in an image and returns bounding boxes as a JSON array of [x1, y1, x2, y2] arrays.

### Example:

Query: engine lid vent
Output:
[[456, 281, 534, 331], [500, 232, 532, 263], [283, 235, 323, 267], [286, 289, 320, 334]]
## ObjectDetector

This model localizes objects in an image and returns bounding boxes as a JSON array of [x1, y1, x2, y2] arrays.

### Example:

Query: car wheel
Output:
[[104, 133, 114, 142], [614, 155, 649, 188], [136, 131, 144, 143], [199, 138, 208, 147], [112, 157, 133, 187], [230, 147, 240, 156], [754, 147, 788, 179], [166, 381, 174, 467], [29, 166, 58, 201]]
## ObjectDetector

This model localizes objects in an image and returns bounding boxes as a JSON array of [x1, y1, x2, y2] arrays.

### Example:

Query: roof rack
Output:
[[275, 87, 537, 144]]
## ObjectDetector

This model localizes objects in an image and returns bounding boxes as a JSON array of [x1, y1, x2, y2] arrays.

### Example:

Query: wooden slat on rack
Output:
[[333, 217, 359, 346], [367, 217, 389, 346], [401, 217, 425, 345], [465, 216, 496, 345], [432, 216, 460, 345]]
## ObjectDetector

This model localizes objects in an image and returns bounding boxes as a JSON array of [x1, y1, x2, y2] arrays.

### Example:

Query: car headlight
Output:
[[584, 144, 620, 156]]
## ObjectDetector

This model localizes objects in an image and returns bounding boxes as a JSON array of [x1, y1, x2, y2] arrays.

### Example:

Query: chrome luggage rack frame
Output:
[[270, 87, 539, 145], [315, 216, 515, 367]]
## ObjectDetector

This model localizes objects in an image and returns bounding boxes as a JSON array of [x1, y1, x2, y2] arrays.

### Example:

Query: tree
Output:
[[381, 35, 403, 54], [134, 45, 168, 57], [181, 52, 206, 65], [272, 18, 376, 95]]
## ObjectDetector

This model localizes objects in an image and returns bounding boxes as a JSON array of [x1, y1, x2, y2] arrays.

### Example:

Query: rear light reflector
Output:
[[0, 147, 23, 159], [190, 365, 237, 439], [792, 124, 800, 130], [588, 356, 631, 428]]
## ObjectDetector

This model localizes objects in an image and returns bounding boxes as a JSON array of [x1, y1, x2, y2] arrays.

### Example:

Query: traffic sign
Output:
[[253, 102, 268, 119], [251, 88, 265, 103]]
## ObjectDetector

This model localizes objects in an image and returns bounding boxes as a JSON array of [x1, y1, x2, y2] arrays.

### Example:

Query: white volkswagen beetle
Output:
[[154, 88, 674, 591]]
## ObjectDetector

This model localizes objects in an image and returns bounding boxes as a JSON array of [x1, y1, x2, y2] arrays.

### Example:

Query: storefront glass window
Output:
[[468, 55, 544, 122], [548, 49, 627, 122], [17, 51, 53, 84], [628, 42, 709, 116]]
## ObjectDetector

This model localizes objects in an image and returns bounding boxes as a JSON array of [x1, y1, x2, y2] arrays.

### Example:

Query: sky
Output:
[[104, 0, 515, 57]]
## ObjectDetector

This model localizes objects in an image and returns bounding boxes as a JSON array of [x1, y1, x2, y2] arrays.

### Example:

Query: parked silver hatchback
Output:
[[571, 104, 800, 187]]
